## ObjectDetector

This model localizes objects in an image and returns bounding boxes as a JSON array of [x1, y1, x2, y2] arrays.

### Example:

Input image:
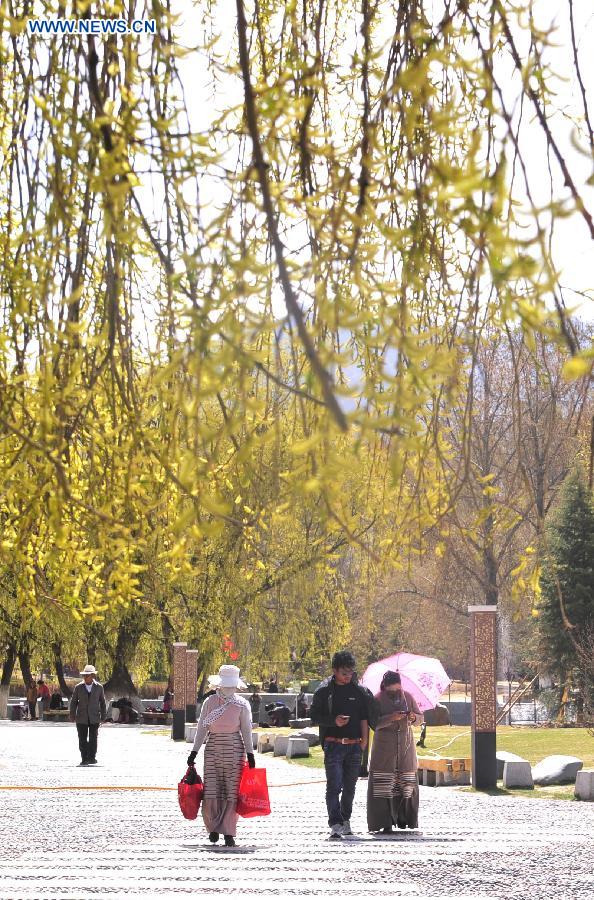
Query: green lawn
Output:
[[286, 725, 594, 774], [417, 725, 594, 767]]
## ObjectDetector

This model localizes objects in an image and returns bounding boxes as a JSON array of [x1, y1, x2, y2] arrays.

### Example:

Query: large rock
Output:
[[532, 755, 583, 786], [257, 733, 277, 753], [286, 737, 310, 758], [497, 751, 527, 780], [273, 735, 290, 756], [295, 728, 320, 747], [185, 724, 197, 743], [424, 704, 450, 726], [575, 770, 594, 801], [503, 760, 534, 789]]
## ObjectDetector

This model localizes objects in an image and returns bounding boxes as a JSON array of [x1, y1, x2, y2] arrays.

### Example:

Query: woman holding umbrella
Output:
[[367, 671, 422, 832]]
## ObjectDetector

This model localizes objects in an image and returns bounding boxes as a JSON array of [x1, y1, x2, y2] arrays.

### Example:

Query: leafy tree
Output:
[[1, 0, 594, 686], [538, 466, 594, 717]]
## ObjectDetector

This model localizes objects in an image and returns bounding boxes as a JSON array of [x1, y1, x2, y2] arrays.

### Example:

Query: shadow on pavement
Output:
[[182, 842, 258, 854]]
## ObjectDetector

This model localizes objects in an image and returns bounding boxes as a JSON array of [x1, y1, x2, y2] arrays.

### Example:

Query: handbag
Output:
[[236, 763, 271, 818], [178, 765, 204, 820]]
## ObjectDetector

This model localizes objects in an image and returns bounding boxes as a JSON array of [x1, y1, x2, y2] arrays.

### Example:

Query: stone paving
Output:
[[0, 721, 593, 899]]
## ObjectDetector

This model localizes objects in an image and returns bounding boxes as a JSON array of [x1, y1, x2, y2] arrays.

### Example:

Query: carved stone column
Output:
[[185, 650, 199, 723], [171, 642, 187, 741], [469, 605, 498, 789]]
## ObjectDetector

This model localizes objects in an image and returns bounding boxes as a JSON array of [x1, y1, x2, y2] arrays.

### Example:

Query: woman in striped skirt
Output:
[[187, 665, 254, 847], [367, 671, 422, 832]]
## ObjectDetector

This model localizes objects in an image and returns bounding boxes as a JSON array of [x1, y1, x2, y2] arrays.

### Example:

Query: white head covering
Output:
[[80, 664, 98, 676], [207, 665, 246, 689], [201, 665, 247, 726]]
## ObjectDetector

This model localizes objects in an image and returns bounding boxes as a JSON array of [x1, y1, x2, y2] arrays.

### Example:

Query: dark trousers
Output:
[[76, 722, 99, 762], [28, 702, 37, 720], [323, 742, 362, 827]]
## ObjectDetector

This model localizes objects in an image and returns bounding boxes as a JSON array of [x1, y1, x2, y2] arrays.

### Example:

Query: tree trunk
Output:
[[86, 638, 97, 667], [52, 643, 72, 697], [18, 650, 32, 689], [103, 658, 137, 698], [0, 645, 17, 718], [1, 645, 17, 687]]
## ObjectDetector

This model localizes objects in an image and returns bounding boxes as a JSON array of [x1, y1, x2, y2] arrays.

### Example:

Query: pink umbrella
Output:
[[360, 652, 451, 712]]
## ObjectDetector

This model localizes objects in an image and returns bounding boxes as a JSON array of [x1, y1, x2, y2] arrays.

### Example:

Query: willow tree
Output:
[[0, 0, 592, 661]]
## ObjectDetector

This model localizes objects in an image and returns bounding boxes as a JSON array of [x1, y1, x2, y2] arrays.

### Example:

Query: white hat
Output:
[[80, 664, 98, 676], [208, 665, 246, 689]]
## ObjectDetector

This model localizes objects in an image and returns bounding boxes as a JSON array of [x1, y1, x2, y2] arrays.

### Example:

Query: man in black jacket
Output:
[[310, 651, 369, 839]]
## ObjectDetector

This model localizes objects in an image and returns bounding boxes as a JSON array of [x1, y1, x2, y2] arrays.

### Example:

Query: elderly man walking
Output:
[[69, 665, 107, 766]]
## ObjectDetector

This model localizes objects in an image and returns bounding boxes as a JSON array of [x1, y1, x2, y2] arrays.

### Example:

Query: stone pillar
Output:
[[185, 650, 199, 723], [171, 642, 187, 741], [469, 605, 498, 789]]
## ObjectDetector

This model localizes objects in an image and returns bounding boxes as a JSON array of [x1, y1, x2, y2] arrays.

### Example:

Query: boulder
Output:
[[575, 770, 594, 801], [251, 731, 260, 750], [286, 737, 310, 758], [503, 760, 534, 789], [273, 735, 290, 756], [289, 718, 312, 728], [185, 724, 197, 743], [496, 751, 527, 780], [424, 703, 450, 726], [295, 728, 320, 747], [532, 755, 583, 786], [257, 733, 277, 753]]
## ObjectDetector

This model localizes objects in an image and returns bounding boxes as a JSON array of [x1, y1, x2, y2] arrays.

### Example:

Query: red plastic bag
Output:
[[178, 766, 204, 820], [236, 763, 271, 818]]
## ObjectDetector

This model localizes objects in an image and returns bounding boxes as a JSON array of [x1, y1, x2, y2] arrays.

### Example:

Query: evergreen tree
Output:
[[538, 467, 594, 714]]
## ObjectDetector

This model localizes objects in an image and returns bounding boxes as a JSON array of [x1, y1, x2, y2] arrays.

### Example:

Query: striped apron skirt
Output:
[[202, 731, 246, 836], [367, 725, 419, 830]]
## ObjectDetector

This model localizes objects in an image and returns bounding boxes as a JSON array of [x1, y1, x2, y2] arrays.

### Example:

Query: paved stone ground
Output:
[[0, 722, 593, 899]]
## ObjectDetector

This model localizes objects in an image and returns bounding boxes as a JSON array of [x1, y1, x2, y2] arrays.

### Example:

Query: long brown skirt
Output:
[[367, 728, 419, 830], [202, 731, 246, 837]]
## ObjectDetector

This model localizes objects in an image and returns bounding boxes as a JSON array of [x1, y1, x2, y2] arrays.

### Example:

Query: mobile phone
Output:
[[341, 714, 350, 720]]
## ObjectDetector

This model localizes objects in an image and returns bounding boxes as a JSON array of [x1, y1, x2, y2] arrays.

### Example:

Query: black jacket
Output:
[[310, 676, 376, 744]]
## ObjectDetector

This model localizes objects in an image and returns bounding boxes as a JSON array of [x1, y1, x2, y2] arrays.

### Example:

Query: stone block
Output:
[[503, 760, 534, 789], [532, 755, 583, 786], [289, 718, 312, 728], [295, 728, 320, 747], [496, 751, 527, 780], [443, 770, 471, 786], [575, 770, 594, 801], [257, 733, 277, 753], [424, 704, 450, 726], [273, 735, 290, 756], [252, 731, 260, 750], [286, 737, 310, 758], [185, 724, 197, 743]]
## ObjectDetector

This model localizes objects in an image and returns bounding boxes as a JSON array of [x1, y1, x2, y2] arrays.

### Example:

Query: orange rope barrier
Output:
[[0, 780, 326, 791]]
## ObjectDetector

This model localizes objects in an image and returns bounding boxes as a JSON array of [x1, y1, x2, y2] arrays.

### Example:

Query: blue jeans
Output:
[[323, 742, 362, 827]]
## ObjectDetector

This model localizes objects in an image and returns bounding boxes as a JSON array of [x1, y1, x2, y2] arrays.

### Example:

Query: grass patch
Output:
[[286, 745, 325, 769], [416, 725, 594, 767], [462, 784, 576, 801], [286, 725, 594, 772]]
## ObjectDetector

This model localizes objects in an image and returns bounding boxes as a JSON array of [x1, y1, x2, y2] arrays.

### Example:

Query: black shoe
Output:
[[208, 832, 219, 843], [381, 826, 393, 834], [87, 759, 98, 764], [224, 835, 236, 847], [79, 761, 89, 767]]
